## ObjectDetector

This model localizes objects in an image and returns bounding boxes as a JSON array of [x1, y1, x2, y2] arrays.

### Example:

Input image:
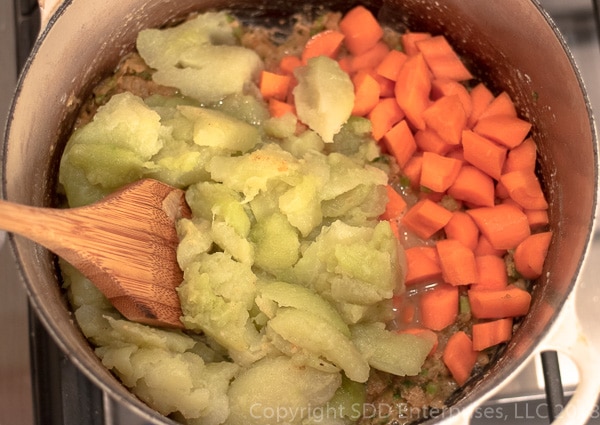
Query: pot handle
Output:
[[531, 286, 600, 425]]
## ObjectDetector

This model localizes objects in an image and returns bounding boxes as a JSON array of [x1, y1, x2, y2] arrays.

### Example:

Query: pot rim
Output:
[[2, 0, 599, 424]]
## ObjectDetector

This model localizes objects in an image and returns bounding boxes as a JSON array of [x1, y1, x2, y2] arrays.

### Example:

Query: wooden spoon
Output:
[[0, 178, 191, 329]]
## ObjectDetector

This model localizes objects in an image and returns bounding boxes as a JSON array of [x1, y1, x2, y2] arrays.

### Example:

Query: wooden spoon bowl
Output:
[[0, 179, 190, 328]]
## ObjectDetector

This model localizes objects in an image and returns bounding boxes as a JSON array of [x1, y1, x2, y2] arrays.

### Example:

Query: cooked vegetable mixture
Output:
[[58, 6, 551, 425]]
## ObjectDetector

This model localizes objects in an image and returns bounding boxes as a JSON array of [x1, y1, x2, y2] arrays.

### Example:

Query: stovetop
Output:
[[1, 1, 600, 424]]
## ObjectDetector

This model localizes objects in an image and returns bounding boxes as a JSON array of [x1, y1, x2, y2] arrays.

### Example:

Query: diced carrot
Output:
[[525, 208, 549, 230], [472, 255, 508, 290], [416, 35, 474, 81], [369, 97, 405, 141], [436, 239, 478, 285], [349, 42, 390, 73], [404, 245, 442, 285], [352, 70, 381, 116], [472, 318, 513, 351], [443, 331, 478, 385], [339, 5, 384, 56], [495, 180, 510, 200], [268, 98, 296, 118], [466, 203, 531, 250], [462, 130, 507, 180], [371, 72, 395, 97], [394, 53, 431, 130], [376, 49, 408, 81], [420, 283, 459, 331], [501, 197, 522, 209], [301, 29, 345, 64], [380, 185, 408, 220], [474, 234, 506, 257], [467, 82, 495, 128], [422, 95, 467, 146], [382, 119, 417, 168], [279, 55, 302, 74], [473, 115, 532, 149], [446, 148, 465, 162], [444, 211, 479, 251], [468, 285, 532, 319], [478, 91, 517, 120], [500, 170, 548, 210], [401, 32, 431, 56], [431, 78, 473, 117], [447, 165, 496, 208], [414, 129, 453, 155], [401, 198, 453, 239], [513, 231, 553, 279], [503, 137, 537, 174], [402, 154, 423, 187], [420, 151, 463, 193], [399, 328, 439, 355], [260, 71, 292, 101]]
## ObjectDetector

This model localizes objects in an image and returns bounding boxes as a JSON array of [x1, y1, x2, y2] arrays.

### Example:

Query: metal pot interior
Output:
[[3, 0, 596, 423]]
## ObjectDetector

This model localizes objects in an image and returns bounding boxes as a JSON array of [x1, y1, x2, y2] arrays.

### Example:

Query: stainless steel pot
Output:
[[2, 0, 599, 424]]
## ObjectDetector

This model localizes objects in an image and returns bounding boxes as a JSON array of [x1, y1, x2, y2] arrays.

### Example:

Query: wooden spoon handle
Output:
[[0, 199, 78, 252]]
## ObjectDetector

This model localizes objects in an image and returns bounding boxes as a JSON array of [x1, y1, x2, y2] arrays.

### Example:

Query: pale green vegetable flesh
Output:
[[225, 356, 341, 425], [55, 11, 434, 425], [136, 11, 263, 104], [293, 56, 355, 143], [351, 323, 434, 377]]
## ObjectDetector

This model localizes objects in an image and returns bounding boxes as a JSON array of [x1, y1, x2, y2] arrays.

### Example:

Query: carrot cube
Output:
[[420, 283, 459, 331], [416, 35, 474, 81], [349, 42, 390, 73], [503, 137, 537, 174], [401, 32, 431, 56], [376, 49, 408, 81], [420, 151, 463, 193], [404, 246, 442, 285], [462, 130, 507, 180], [352, 70, 381, 116], [382, 119, 417, 168], [472, 318, 513, 351], [436, 239, 478, 285], [466, 203, 531, 250], [468, 285, 532, 319], [447, 165, 496, 208], [380, 185, 408, 220], [472, 255, 508, 290], [401, 198, 453, 239], [260, 71, 292, 101], [301, 30, 345, 64], [339, 5, 384, 55], [414, 129, 453, 155], [500, 170, 548, 210], [467, 82, 495, 128], [473, 115, 532, 149], [513, 231, 553, 279], [443, 331, 478, 385], [444, 211, 479, 251], [422, 94, 468, 146], [394, 53, 431, 131], [369, 97, 405, 141]]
